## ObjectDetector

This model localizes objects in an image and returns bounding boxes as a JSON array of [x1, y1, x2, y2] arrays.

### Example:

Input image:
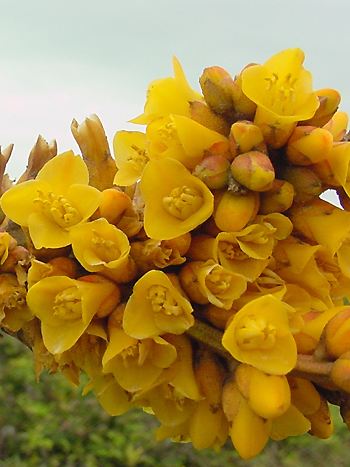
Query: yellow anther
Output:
[[219, 241, 248, 261], [91, 230, 120, 262], [34, 190, 81, 228], [52, 286, 82, 321], [206, 269, 232, 293], [162, 185, 203, 220], [128, 144, 149, 172], [147, 285, 183, 316], [236, 315, 277, 350]]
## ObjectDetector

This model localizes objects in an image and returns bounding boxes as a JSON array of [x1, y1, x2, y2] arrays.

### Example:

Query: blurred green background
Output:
[[1, 334, 350, 467]]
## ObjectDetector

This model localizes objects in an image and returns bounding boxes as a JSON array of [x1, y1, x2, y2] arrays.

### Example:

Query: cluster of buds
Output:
[[2, 48, 350, 459]]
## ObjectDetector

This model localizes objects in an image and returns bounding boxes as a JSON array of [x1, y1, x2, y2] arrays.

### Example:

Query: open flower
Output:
[[241, 48, 319, 125], [102, 326, 177, 393], [0, 151, 101, 249], [146, 114, 228, 170], [69, 218, 131, 277], [123, 270, 194, 339], [140, 158, 214, 240], [179, 260, 247, 309], [113, 130, 149, 186], [26, 275, 120, 354], [222, 294, 297, 375], [0, 273, 32, 331], [131, 57, 202, 125]]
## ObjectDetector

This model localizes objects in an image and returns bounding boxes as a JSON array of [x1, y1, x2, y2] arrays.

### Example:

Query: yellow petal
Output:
[[140, 158, 214, 240], [36, 151, 89, 194], [270, 404, 311, 440], [113, 130, 148, 186], [28, 212, 71, 249]]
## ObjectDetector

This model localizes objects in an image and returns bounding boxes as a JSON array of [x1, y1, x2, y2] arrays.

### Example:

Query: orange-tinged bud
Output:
[[203, 140, 232, 160], [282, 166, 323, 204], [163, 232, 192, 256], [324, 307, 350, 358], [179, 261, 209, 305], [293, 331, 318, 355], [78, 274, 121, 318], [193, 155, 230, 189], [305, 88, 341, 127], [201, 303, 235, 330], [199, 66, 235, 116], [194, 348, 226, 410], [308, 397, 333, 439], [330, 351, 350, 393], [48, 257, 79, 278], [214, 190, 259, 232], [229, 120, 265, 159], [231, 68, 257, 120], [222, 378, 242, 422], [96, 188, 132, 225], [187, 234, 216, 261], [286, 126, 333, 165], [254, 107, 296, 148], [288, 376, 321, 416], [259, 179, 294, 214], [323, 111, 348, 141], [189, 100, 231, 135], [311, 159, 340, 186], [230, 151, 275, 192]]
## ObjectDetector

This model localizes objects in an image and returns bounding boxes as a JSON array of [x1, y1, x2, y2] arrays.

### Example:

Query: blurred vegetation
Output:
[[1, 334, 350, 467]]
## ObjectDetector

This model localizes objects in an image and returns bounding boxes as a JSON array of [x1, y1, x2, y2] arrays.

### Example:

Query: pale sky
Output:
[[1, 0, 350, 208]]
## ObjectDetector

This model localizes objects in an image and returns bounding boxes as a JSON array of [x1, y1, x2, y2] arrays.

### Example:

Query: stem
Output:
[[294, 354, 333, 376], [186, 319, 232, 360]]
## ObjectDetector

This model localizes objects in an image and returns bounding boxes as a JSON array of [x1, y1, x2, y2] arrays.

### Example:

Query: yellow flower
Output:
[[102, 326, 177, 393], [113, 131, 149, 186], [241, 48, 319, 125], [179, 260, 247, 309], [122, 270, 194, 339], [140, 158, 214, 240], [26, 275, 119, 354], [0, 232, 15, 265], [0, 151, 101, 249], [69, 218, 131, 275], [146, 114, 228, 170], [222, 294, 297, 375], [131, 57, 202, 125], [0, 273, 33, 331], [215, 224, 276, 282]]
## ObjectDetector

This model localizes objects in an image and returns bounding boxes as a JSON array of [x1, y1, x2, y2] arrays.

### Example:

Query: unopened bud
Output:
[[282, 166, 323, 204], [199, 66, 235, 116], [305, 88, 341, 127], [325, 307, 350, 358], [230, 151, 275, 192], [95, 188, 132, 224], [189, 101, 230, 135], [214, 190, 259, 232], [193, 155, 230, 189], [323, 111, 348, 142], [259, 179, 294, 214], [231, 67, 257, 120], [229, 120, 265, 159], [330, 351, 350, 393], [286, 126, 333, 165]]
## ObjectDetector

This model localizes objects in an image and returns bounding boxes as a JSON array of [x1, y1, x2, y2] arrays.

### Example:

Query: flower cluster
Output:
[[2, 48, 350, 459]]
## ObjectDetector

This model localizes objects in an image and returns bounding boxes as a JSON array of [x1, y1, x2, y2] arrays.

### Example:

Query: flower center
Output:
[[162, 186, 203, 220], [219, 241, 248, 261], [34, 190, 82, 228], [264, 72, 298, 114], [120, 340, 151, 367], [206, 268, 232, 294], [91, 230, 121, 262], [53, 286, 82, 320], [2, 286, 26, 310], [147, 285, 183, 316], [128, 144, 149, 172], [236, 315, 277, 350]]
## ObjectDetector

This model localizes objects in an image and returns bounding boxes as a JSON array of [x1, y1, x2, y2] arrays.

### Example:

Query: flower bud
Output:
[[330, 351, 350, 393], [214, 190, 259, 232], [229, 120, 266, 159], [193, 155, 229, 189], [48, 257, 79, 278], [189, 100, 230, 135], [17, 136, 57, 183], [199, 66, 235, 116], [304, 88, 341, 127], [286, 126, 333, 165], [259, 179, 294, 214], [324, 307, 350, 358], [78, 274, 121, 318], [201, 303, 235, 330], [323, 111, 348, 141], [282, 166, 322, 204], [231, 67, 257, 120], [230, 151, 275, 192], [95, 188, 132, 225]]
